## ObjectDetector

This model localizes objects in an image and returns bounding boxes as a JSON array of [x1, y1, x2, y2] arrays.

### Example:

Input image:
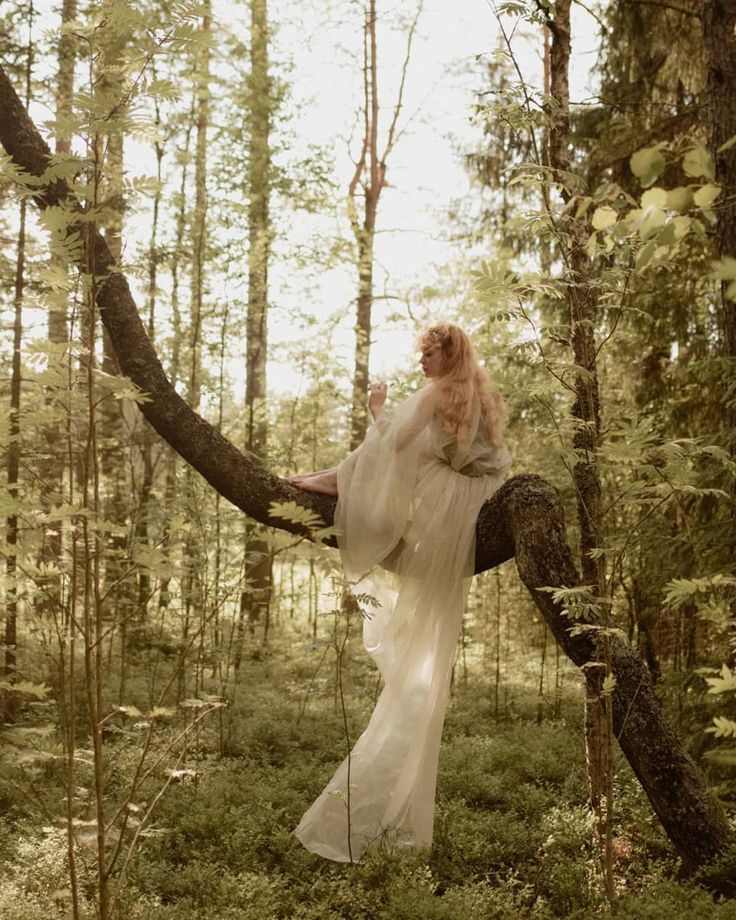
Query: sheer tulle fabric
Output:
[[294, 384, 511, 862]]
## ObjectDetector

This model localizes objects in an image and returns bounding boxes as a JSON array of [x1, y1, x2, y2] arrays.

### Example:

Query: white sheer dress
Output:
[[294, 382, 512, 862]]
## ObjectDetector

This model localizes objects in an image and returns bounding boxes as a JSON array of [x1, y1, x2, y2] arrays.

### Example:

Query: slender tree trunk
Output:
[[240, 0, 273, 645], [188, 3, 210, 412], [157, 119, 193, 621], [348, 0, 422, 449], [547, 0, 614, 901], [133, 100, 165, 632], [3, 2, 35, 724], [702, 0, 736, 579], [180, 2, 212, 691], [4, 191, 26, 726], [38, 0, 76, 654], [51, 9, 79, 910], [350, 230, 375, 449], [349, 0, 380, 449], [94, 10, 134, 660]]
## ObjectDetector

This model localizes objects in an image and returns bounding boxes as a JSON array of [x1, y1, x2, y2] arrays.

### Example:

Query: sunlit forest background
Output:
[[0, 0, 735, 917]]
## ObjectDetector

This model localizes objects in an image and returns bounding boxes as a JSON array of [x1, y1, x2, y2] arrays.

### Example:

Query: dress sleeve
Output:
[[394, 386, 438, 452]]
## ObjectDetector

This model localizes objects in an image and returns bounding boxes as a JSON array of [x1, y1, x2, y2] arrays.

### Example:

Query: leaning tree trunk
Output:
[[0, 64, 732, 878]]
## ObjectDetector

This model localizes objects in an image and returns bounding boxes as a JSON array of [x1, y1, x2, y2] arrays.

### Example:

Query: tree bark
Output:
[[95, 16, 135, 642], [348, 0, 381, 450], [38, 0, 76, 634], [239, 0, 273, 645], [0, 63, 732, 877], [702, 0, 736, 566], [547, 0, 613, 896]]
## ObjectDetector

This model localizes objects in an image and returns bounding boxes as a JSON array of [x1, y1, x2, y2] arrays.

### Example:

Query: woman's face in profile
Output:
[[420, 344, 445, 378]]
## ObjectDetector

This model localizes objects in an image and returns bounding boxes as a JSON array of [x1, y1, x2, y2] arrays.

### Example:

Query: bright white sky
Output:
[[23, 0, 600, 401], [260, 0, 600, 395]]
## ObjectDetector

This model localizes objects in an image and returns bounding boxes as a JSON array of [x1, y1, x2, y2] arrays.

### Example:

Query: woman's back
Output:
[[427, 393, 512, 477]]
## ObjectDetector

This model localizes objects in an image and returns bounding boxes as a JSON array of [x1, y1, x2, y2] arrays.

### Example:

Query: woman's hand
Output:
[[368, 381, 388, 420]]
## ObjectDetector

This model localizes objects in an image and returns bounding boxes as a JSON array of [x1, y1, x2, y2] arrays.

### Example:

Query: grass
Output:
[[1, 633, 735, 919]]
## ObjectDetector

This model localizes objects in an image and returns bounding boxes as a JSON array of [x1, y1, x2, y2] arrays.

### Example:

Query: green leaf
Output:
[[602, 674, 617, 697], [710, 256, 736, 280], [269, 500, 325, 532], [671, 215, 692, 239], [683, 145, 715, 180], [641, 187, 667, 208], [666, 186, 693, 211], [630, 146, 666, 187], [706, 716, 736, 739], [591, 206, 617, 230], [146, 78, 181, 101], [0, 680, 51, 699], [638, 207, 666, 239], [703, 748, 736, 766], [706, 664, 736, 695], [635, 239, 657, 271], [693, 184, 721, 208], [717, 132, 736, 153], [149, 706, 175, 720], [117, 705, 142, 719]]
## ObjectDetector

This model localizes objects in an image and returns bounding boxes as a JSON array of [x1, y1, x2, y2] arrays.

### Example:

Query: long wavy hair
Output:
[[418, 322, 508, 448]]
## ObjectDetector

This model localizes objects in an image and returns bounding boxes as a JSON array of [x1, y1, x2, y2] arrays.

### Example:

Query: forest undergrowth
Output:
[[1, 623, 735, 920]]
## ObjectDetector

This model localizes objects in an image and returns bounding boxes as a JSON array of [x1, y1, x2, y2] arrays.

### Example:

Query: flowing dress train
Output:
[[294, 382, 512, 862]]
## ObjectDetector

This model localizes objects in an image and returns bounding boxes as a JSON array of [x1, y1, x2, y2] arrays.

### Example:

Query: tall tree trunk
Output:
[[188, 1, 210, 412], [0, 66, 733, 879], [3, 2, 35, 724], [157, 119, 193, 621], [547, 0, 614, 900], [4, 184, 26, 727], [133, 89, 165, 633], [702, 0, 736, 569], [93, 8, 134, 657], [38, 0, 76, 644], [50, 0, 75, 349], [238, 0, 273, 648], [348, 0, 422, 449], [348, 0, 380, 449], [179, 1, 212, 700]]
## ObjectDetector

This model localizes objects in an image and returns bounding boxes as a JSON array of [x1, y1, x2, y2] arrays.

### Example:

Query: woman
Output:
[[291, 322, 512, 863]]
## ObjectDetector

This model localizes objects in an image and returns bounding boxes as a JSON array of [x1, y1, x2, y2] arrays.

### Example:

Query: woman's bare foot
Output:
[[287, 471, 338, 496]]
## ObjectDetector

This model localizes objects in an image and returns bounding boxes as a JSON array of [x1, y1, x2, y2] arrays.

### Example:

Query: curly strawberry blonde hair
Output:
[[418, 322, 508, 448]]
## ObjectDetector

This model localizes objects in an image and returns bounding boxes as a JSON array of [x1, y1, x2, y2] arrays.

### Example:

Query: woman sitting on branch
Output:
[[290, 321, 512, 863]]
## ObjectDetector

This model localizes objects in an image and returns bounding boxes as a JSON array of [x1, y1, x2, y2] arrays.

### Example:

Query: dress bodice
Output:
[[427, 396, 512, 477]]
